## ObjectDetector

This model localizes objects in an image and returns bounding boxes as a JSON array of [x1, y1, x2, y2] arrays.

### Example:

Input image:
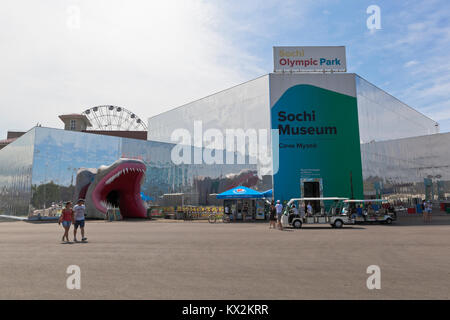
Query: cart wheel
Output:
[[208, 214, 216, 223], [334, 219, 343, 228], [385, 218, 392, 225], [293, 219, 302, 229]]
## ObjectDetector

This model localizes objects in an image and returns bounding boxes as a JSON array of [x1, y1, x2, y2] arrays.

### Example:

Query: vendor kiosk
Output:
[[217, 186, 270, 221]]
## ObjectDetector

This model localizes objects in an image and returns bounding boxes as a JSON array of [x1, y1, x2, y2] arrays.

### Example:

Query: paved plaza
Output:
[[1, 215, 449, 299]]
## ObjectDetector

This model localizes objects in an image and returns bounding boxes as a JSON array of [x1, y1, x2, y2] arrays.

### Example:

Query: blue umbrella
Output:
[[262, 189, 273, 198], [140, 192, 154, 201], [216, 186, 264, 199]]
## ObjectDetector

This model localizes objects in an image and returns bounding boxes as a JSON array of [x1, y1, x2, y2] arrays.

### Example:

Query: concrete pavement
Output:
[[0, 216, 449, 299]]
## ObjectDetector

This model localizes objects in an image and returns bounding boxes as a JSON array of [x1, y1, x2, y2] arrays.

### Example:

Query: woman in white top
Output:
[[306, 203, 313, 216]]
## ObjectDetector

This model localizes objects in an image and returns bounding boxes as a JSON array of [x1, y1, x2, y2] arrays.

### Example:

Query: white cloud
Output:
[[1, 0, 449, 137], [362, 1, 450, 132], [0, 0, 268, 138], [404, 60, 418, 68], [426, 100, 450, 122]]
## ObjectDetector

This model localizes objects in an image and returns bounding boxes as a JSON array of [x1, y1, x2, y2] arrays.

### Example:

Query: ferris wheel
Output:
[[82, 105, 147, 131]]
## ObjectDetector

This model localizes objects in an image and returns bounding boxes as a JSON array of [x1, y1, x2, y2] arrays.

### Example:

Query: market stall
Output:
[[216, 186, 269, 221]]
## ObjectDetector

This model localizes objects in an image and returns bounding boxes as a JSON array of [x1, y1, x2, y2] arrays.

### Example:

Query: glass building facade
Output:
[[149, 74, 439, 145], [354, 75, 445, 201], [0, 127, 265, 217], [355, 75, 439, 143], [360, 132, 450, 201], [0, 129, 35, 216], [1, 73, 448, 217], [148, 75, 271, 145], [148, 73, 448, 203]]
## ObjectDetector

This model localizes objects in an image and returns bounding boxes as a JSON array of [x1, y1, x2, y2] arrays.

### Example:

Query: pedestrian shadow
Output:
[[60, 241, 89, 244]]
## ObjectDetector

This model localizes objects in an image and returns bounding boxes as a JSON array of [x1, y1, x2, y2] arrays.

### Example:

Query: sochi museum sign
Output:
[[269, 73, 363, 202], [273, 46, 347, 72]]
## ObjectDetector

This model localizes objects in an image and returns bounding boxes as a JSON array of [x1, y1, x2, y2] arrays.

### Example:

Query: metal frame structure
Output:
[[82, 105, 147, 131]]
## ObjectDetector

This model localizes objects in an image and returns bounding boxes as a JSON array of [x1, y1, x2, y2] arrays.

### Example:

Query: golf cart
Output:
[[342, 199, 397, 224], [281, 197, 354, 229]]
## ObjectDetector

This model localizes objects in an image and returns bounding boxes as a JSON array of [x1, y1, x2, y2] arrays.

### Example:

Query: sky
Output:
[[0, 0, 449, 139]]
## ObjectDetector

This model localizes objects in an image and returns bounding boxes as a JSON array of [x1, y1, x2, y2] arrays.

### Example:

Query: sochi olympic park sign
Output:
[[273, 46, 347, 72]]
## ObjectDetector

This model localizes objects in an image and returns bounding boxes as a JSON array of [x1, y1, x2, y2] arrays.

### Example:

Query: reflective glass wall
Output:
[[148, 75, 270, 144], [360, 132, 450, 202], [25, 127, 262, 216], [120, 137, 265, 205], [147, 73, 445, 203], [355, 75, 447, 202], [355, 75, 439, 144], [31, 127, 122, 212], [147, 74, 274, 192], [0, 129, 35, 216]]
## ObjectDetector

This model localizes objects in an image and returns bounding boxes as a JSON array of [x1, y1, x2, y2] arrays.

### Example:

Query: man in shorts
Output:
[[73, 199, 88, 242], [275, 200, 283, 230]]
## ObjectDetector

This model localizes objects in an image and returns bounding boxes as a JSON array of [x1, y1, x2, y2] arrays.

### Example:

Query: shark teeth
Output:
[[105, 167, 145, 185], [100, 200, 119, 210]]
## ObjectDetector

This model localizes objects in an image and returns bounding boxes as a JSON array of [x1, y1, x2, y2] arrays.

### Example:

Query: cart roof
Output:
[[343, 199, 387, 203], [288, 197, 348, 202]]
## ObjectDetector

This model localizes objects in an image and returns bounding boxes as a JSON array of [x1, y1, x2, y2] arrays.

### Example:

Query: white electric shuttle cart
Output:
[[281, 197, 354, 229], [342, 199, 397, 224]]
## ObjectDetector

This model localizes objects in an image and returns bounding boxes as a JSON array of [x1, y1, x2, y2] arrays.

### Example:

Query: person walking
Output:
[[269, 201, 277, 229], [422, 201, 428, 223], [275, 200, 283, 230], [58, 201, 74, 243], [426, 201, 433, 223], [73, 199, 88, 242]]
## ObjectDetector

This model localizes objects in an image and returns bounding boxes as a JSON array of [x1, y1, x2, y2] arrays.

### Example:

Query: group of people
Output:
[[268, 200, 313, 230], [269, 200, 282, 229], [58, 199, 88, 243]]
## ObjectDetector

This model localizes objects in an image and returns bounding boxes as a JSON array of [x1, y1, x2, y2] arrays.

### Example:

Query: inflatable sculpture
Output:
[[75, 158, 147, 219]]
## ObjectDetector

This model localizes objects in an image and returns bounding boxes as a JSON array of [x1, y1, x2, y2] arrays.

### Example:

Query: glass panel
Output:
[[148, 75, 270, 144], [356, 75, 448, 203], [0, 129, 35, 216], [14, 127, 269, 216], [361, 133, 450, 202], [356, 75, 439, 144], [30, 127, 122, 212]]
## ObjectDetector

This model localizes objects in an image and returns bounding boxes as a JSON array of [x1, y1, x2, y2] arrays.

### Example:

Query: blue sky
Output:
[[0, 0, 449, 136], [213, 0, 450, 131]]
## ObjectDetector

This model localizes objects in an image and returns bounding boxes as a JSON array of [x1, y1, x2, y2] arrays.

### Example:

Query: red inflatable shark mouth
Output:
[[91, 162, 147, 218]]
